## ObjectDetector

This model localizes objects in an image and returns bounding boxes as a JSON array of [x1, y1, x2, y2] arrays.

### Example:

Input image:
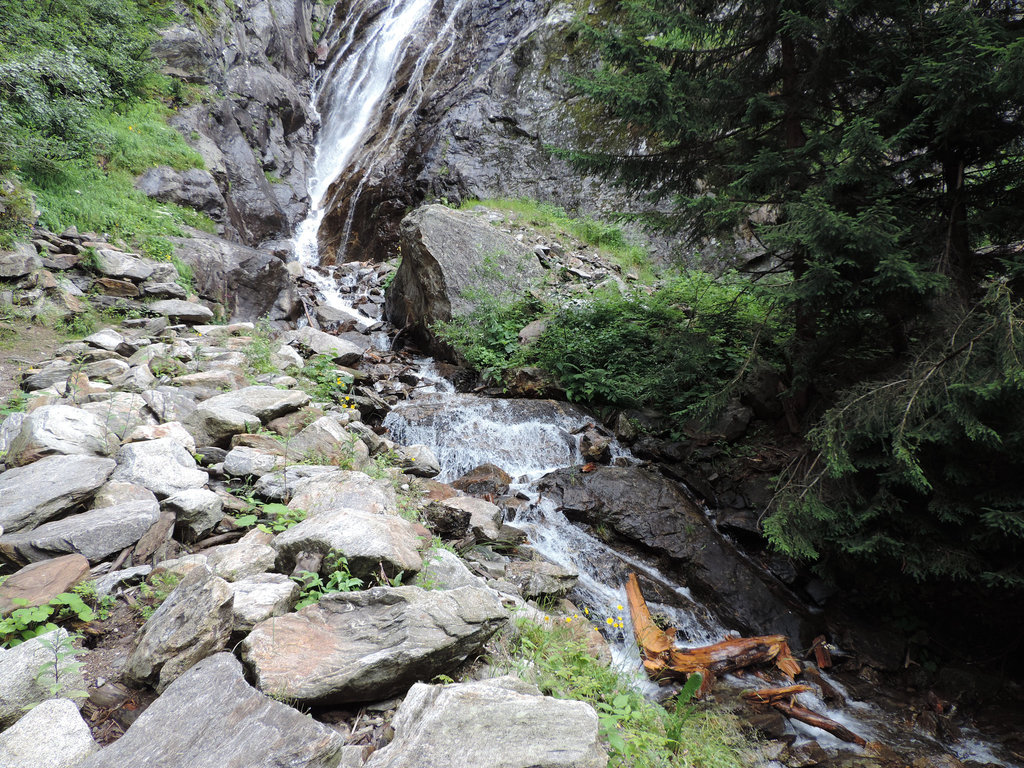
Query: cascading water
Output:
[[289, 1, 1020, 764]]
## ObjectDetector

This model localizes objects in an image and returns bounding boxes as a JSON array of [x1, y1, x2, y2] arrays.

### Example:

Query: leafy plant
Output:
[[257, 504, 306, 534], [72, 580, 116, 621], [291, 553, 364, 609], [243, 318, 277, 377], [33, 631, 88, 702], [0, 593, 95, 647]]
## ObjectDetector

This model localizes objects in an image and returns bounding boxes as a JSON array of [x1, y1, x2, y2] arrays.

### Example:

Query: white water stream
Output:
[[289, 2, 1020, 765]]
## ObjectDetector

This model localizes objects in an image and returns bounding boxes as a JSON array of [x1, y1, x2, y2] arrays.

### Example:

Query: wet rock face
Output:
[[149, 0, 316, 246], [537, 465, 810, 640], [315, 0, 665, 264]]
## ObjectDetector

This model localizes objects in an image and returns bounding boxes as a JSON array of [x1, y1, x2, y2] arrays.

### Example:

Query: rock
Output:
[[95, 565, 152, 598], [5, 404, 119, 466], [0, 456, 116, 534], [364, 676, 606, 768], [384, 205, 542, 355], [505, 560, 579, 600], [286, 470, 397, 516], [395, 444, 441, 477], [199, 385, 310, 422], [229, 573, 299, 632], [271, 342, 304, 371], [142, 280, 188, 299], [92, 480, 157, 508], [414, 548, 482, 590], [0, 629, 85, 728], [443, 497, 502, 542], [223, 445, 288, 477], [149, 299, 214, 324], [111, 438, 209, 498], [185, 404, 261, 445], [163, 488, 224, 541], [94, 277, 140, 297], [518, 318, 547, 346], [174, 367, 249, 392], [538, 466, 807, 638], [451, 463, 512, 497], [284, 326, 363, 364], [241, 586, 507, 705], [422, 501, 471, 539], [124, 565, 234, 692], [253, 465, 338, 501], [0, 242, 42, 278], [205, 529, 277, 582], [579, 428, 612, 463], [0, 412, 25, 455], [273, 507, 424, 581], [0, 696, 99, 767], [79, 392, 155, 437], [79, 653, 346, 768], [135, 166, 226, 219], [142, 387, 197, 424], [168, 232, 295, 322], [0, 554, 91, 616], [126, 421, 196, 453], [93, 249, 155, 281], [83, 328, 127, 352], [0, 500, 161, 565], [288, 416, 367, 466]]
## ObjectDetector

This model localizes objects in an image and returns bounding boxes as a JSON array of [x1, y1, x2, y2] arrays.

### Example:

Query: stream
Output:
[[287, 1, 1020, 765]]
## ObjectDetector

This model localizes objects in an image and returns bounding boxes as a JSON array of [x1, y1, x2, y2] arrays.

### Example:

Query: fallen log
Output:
[[625, 573, 802, 685], [772, 701, 867, 747], [741, 685, 813, 705]]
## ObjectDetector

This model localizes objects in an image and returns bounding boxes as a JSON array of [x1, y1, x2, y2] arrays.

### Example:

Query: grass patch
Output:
[[501, 620, 747, 767], [459, 197, 654, 281]]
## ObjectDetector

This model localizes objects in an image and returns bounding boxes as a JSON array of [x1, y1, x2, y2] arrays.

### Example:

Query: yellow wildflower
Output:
[[606, 617, 614, 625]]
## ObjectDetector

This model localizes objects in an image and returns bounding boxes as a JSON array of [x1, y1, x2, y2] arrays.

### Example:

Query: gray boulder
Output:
[[285, 469, 397, 516], [185, 403, 261, 445], [135, 166, 226, 219], [229, 573, 299, 632], [111, 438, 209, 498], [505, 560, 579, 600], [0, 456, 116, 534], [0, 629, 85, 728], [200, 385, 310, 422], [395, 444, 441, 478], [365, 676, 607, 768], [163, 488, 224, 541], [273, 507, 424, 581], [0, 242, 42, 278], [442, 497, 502, 542], [0, 697, 98, 768], [149, 299, 214, 324], [124, 565, 234, 692], [241, 586, 507, 705], [0, 412, 25, 455], [253, 465, 338, 501], [385, 205, 542, 355], [5, 404, 119, 466], [289, 416, 368, 466], [414, 548, 483, 591], [223, 445, 287, 478], [284, 326, 363, 364], [93, 249, 154, 281], [142, 387, 197, 424], [80, 653, 346, 768], [80, 392, 156, 438], [19, 359, 72, 391], [0, 500, 160, 565], [205, 528, 277, 582]]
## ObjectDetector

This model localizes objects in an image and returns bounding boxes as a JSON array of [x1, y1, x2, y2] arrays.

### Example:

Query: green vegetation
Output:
[[292, 553, 364, 609], [34, 631, 88, 702], [72, 580, 117, 621], [136, 572, 180, 621], [256, 503, 307, 534], [459, 198, 651, 278], [504, 620, 745, 767], [0, 593, 95, 647], [0, 0, 214, 248], [243, 318, 278, 377]]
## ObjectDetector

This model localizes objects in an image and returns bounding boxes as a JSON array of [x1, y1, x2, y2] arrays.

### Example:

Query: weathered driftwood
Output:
[[625, 573, 802, 690], [772, 701, 867, 746]]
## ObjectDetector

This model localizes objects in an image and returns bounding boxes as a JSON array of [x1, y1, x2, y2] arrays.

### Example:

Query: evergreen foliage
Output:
[[569, 0, 1024, 597]]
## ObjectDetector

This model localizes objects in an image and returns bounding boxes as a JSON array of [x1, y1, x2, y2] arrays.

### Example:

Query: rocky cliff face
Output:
[[149, 0, 319, 248], [315, 0, 664, 264]]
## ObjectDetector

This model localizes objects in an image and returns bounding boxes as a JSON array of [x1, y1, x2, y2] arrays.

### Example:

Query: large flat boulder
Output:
[[365, 676, 607, 768], [0, 500, 161, 565], [273, 507, 424, 581], [0, 697, 98, 768], [240, 586, 507, 705], [285, 469, 397, 516], [283, 326, 363, 364], [199, 386, 310, 422], [0, 554, 91, 615], [80, 653, 347, 768], [111, 438, 209, 498], [0, 456, 115, 534], [5, 404, 119, 466], [384, 205, 543, 356], [0, 629, 85, 728]]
